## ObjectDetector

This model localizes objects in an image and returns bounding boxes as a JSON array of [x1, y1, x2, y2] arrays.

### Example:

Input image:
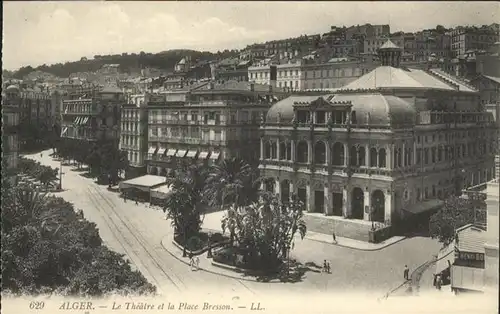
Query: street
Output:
[[28, 150, 442, 298]]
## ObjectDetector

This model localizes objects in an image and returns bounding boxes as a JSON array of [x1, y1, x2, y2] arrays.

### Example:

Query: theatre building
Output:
[[259, 40, 497, 240]]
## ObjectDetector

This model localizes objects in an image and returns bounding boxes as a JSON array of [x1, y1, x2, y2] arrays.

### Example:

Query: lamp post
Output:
[[207, 232, 213, 258], [59, 160, 63, 190]]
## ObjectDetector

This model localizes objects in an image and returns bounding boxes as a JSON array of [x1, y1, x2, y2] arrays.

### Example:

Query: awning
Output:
[[82, 117, 89, 125], [186, 150, 197, 158], [435, 242, 456, 275], [176, 150, 187, 158], [119, 175, 167, 192], [209, 152, 220, 160], [157, 148, 166, 156], [61, 127, 68, 136], [148, 147, 157, 155], [166, 149, 177, 157], [73, 117, 80, 125], [402, 199, 443, 215], [198, 151, 209, 159]]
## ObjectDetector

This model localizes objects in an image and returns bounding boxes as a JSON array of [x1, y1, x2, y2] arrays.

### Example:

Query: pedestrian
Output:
[[195, 256, 200, 271], [404, 265, 409, 281], [323, 260, 328, 273], [40, 153, 43, 158], [332, 230, 337, 244], [189, 253, 195, 271], [326, 261, 331, 274], [135, 199, 139, 205], [433, 274, 437, 288], [436, 275, 442, 290]]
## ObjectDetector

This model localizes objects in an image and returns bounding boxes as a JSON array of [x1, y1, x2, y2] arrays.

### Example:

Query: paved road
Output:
[[27, 150, 442, 298]]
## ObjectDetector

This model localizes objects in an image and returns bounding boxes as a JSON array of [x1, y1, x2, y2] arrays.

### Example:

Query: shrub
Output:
[[186, 236, 204, 251]]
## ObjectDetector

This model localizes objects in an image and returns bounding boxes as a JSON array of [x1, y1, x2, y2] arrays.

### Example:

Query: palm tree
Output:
[[204, 158, 259, 211], [163, 163, 208, 257]]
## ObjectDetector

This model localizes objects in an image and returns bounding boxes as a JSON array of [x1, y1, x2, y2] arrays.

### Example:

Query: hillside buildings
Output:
[[258, 40, 497, 241]]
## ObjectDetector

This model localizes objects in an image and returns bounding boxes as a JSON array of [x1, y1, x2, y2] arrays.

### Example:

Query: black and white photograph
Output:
[[2, 2, 499, 313]]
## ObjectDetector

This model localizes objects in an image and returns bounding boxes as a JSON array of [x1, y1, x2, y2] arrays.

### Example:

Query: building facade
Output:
[[61, 85, 124, 142], [258, 41, 497, 240], [2, 85, 21, 183], [120, 93, 150, 179], [145, 81, 288, 176]]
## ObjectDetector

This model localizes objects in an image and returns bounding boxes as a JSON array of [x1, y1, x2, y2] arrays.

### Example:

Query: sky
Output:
[[3, 1, 500, 70]]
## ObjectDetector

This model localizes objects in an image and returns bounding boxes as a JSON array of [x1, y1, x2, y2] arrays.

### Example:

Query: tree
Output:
[[162, 163, 208, 256], [37, 167, 59, 190], [1, 176, 155, 296], [204, 158, 260, 211], [221, 194, 307, 271], [429, 194, 486, 246]]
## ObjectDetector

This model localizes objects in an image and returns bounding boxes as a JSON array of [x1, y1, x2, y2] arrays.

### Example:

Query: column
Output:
[[365, 145, 369, 167], [342, 186, 350, 217], [291, 140, 296, 162], [324, 185, 332, 215], [363, 189, 371, 221], [413, 142, 417, 166], [306, 184, 314, 213], [276, 139, 280, 160], [344, 144, 349, 166], [260, 138, 264, 160], [289, 181, 296, 202], [402, 142, 406, 167], [384, 191, 392, 224], [325, 142, 331, 166], [307, 141, 313, 164], [275, 179, 281, 197]]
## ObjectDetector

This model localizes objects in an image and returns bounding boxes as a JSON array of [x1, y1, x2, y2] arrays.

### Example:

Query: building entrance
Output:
[[314, 190, 324, 213], [332, 192, 343, 216], [351, 187, 364, 219]]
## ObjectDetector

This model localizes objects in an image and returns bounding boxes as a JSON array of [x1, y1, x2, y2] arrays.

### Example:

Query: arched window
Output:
[[314, 141, 326, 164], [350, 146, 358, 166], [264, 141, 272, 159], [279, 142, 287, 160], [358, 146, 366, 166], [332, 142, 344, 166], [370, 148, 378, 167], [296, 141, 309, 163], [270, 141, 277, 159], [378, 148, 386, 168], [286, 142, 292, 161]]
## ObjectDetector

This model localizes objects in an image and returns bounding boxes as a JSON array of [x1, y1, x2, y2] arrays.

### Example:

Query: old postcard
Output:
[[2, 1, 499, 313]]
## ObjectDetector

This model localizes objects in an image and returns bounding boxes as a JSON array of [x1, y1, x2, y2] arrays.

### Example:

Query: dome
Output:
[[266, 93, 416, 127], [266, 95, 325, 123], [5, 85, 19, 92]]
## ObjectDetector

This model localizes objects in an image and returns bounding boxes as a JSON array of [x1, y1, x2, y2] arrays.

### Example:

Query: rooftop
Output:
[[456, 224, 487, 254]]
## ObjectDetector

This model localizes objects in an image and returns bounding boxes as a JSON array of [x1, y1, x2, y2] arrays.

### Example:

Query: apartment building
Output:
[[2, 85, 21, 183], [145, 81, 288, 176], [61, 84, 124, 142], [120, 93, 150, 179], [451, 26, 499, 59]]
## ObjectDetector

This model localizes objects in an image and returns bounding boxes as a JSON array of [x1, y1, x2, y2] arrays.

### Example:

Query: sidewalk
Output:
[[160, 235, 280, 283], [202, 211, 406, 251]]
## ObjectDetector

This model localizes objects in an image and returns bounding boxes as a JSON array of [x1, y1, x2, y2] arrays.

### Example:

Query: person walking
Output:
[[195, 256, 200, 271], [326, 261, 331, 274], [135, 199, 139, 205], [332, 230, 337, 244], [189, 253, 195, 271], [323, 260, 328, 273], [404, 265, 410, 281]]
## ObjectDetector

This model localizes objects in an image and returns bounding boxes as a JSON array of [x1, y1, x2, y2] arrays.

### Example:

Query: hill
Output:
[[11, 49, 239, 80]]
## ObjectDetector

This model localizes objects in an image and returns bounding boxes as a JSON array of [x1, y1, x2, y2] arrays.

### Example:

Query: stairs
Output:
[[303, 214, 373, 242]]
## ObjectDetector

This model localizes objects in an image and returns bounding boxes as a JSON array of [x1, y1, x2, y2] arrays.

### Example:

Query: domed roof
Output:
[[266, 95, 324, 123], [5, 85, 19, 92], [266, 93, 416, 127]]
